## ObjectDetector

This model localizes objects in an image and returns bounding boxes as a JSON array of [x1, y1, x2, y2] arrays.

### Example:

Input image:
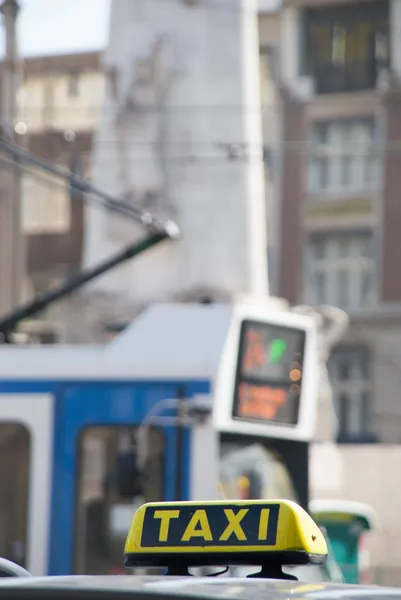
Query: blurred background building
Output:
[[275, 0, 401, 446], [9, 50, 103, 341], [1, 0, 401, 585], [3, 0, 401, 442], [20, 51, 102, 286]]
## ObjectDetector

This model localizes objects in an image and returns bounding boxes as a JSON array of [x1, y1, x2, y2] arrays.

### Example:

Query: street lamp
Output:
[[0, 0, 24, 315], [0, 0, 20, 19]]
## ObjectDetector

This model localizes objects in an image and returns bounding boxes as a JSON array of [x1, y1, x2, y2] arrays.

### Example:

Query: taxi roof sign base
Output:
[[158, 564, 300, 581], [124, 550, 327, 569]]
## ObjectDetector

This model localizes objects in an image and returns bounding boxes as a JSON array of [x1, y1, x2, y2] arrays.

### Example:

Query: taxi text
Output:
[[140, 503, 280, 548]]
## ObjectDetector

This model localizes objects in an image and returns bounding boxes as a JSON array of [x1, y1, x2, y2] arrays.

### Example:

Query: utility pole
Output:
[[0, 0, 24, 316]]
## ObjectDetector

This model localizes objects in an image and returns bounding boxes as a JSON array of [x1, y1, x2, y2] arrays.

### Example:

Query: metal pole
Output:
[[0, 230, 168, 339], [0, 0, 24, 314], [0, 135, 172, 230]]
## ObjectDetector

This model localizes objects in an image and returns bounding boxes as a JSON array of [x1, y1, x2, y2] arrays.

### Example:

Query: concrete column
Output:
[[85, 0, 268, 306]]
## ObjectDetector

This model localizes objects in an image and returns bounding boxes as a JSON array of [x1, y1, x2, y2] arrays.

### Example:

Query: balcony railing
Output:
[[313, 59, 378, 94]]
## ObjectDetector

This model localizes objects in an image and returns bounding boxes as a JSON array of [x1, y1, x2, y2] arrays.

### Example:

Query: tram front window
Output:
[[0, 424, 29, 569], [75, 426, 164, 575], [219, 441, 298, 502]]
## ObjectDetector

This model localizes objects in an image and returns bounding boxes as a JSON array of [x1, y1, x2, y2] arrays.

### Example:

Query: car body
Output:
[[0, 575, 400, 600]]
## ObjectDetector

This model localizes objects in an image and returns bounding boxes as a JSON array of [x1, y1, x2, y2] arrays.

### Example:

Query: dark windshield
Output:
[[219, 442, 298, 501]]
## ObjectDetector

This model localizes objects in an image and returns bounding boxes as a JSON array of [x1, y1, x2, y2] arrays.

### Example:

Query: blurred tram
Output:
[[0, 301, 318, 576]]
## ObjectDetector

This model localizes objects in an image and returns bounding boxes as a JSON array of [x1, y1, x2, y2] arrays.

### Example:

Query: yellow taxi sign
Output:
[[124, 499, 327, 569]]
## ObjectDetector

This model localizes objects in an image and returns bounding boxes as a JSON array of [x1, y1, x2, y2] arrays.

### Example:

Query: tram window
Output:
[[0, 423, 30, 569], [219, 441, 298, 503], [75, 426, 164, 575]]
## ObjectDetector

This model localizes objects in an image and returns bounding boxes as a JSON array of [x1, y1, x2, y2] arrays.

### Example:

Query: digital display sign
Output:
[[232, 319, 306, 427]]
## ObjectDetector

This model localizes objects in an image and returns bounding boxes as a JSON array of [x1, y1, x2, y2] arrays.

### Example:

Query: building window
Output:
[[260, 47, 273, 113], [260, 46, 276, 87], [68, 72, 80, 97], [308, 119, 378, 195], [303, 0, 389, 93], [328, 348, 371, 441], [259, 46, 277, 134], [305, 232, 375, 310], [22, 168, 71, 234]]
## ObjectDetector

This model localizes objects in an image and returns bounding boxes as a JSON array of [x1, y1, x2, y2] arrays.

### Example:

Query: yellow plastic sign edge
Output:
[[125, 499, 328, 557]]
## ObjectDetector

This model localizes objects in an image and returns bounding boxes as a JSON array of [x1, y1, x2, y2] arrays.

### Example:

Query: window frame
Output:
[[305, 231, 376, 310], [308, 117, 379, 196], [260, 45, 277, 85], [302, 0, 390, 92], [68, 72, 80, 98], [22, 166, 71, 234], [328, 346, 372, 442]]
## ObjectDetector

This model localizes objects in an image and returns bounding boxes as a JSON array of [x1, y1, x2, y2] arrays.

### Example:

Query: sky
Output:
[[0, 0, 111, 58], [0, 0, 279, 58]]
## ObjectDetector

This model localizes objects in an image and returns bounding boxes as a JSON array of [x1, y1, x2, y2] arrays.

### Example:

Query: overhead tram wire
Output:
[[0, 134, 179, 236], [0, 131, 180, 341]]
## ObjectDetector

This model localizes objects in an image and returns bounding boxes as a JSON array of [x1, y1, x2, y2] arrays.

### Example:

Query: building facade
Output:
[[274, 0, 401, 443], [85, 0, 268, 318], [9, 51, 104, 340]]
